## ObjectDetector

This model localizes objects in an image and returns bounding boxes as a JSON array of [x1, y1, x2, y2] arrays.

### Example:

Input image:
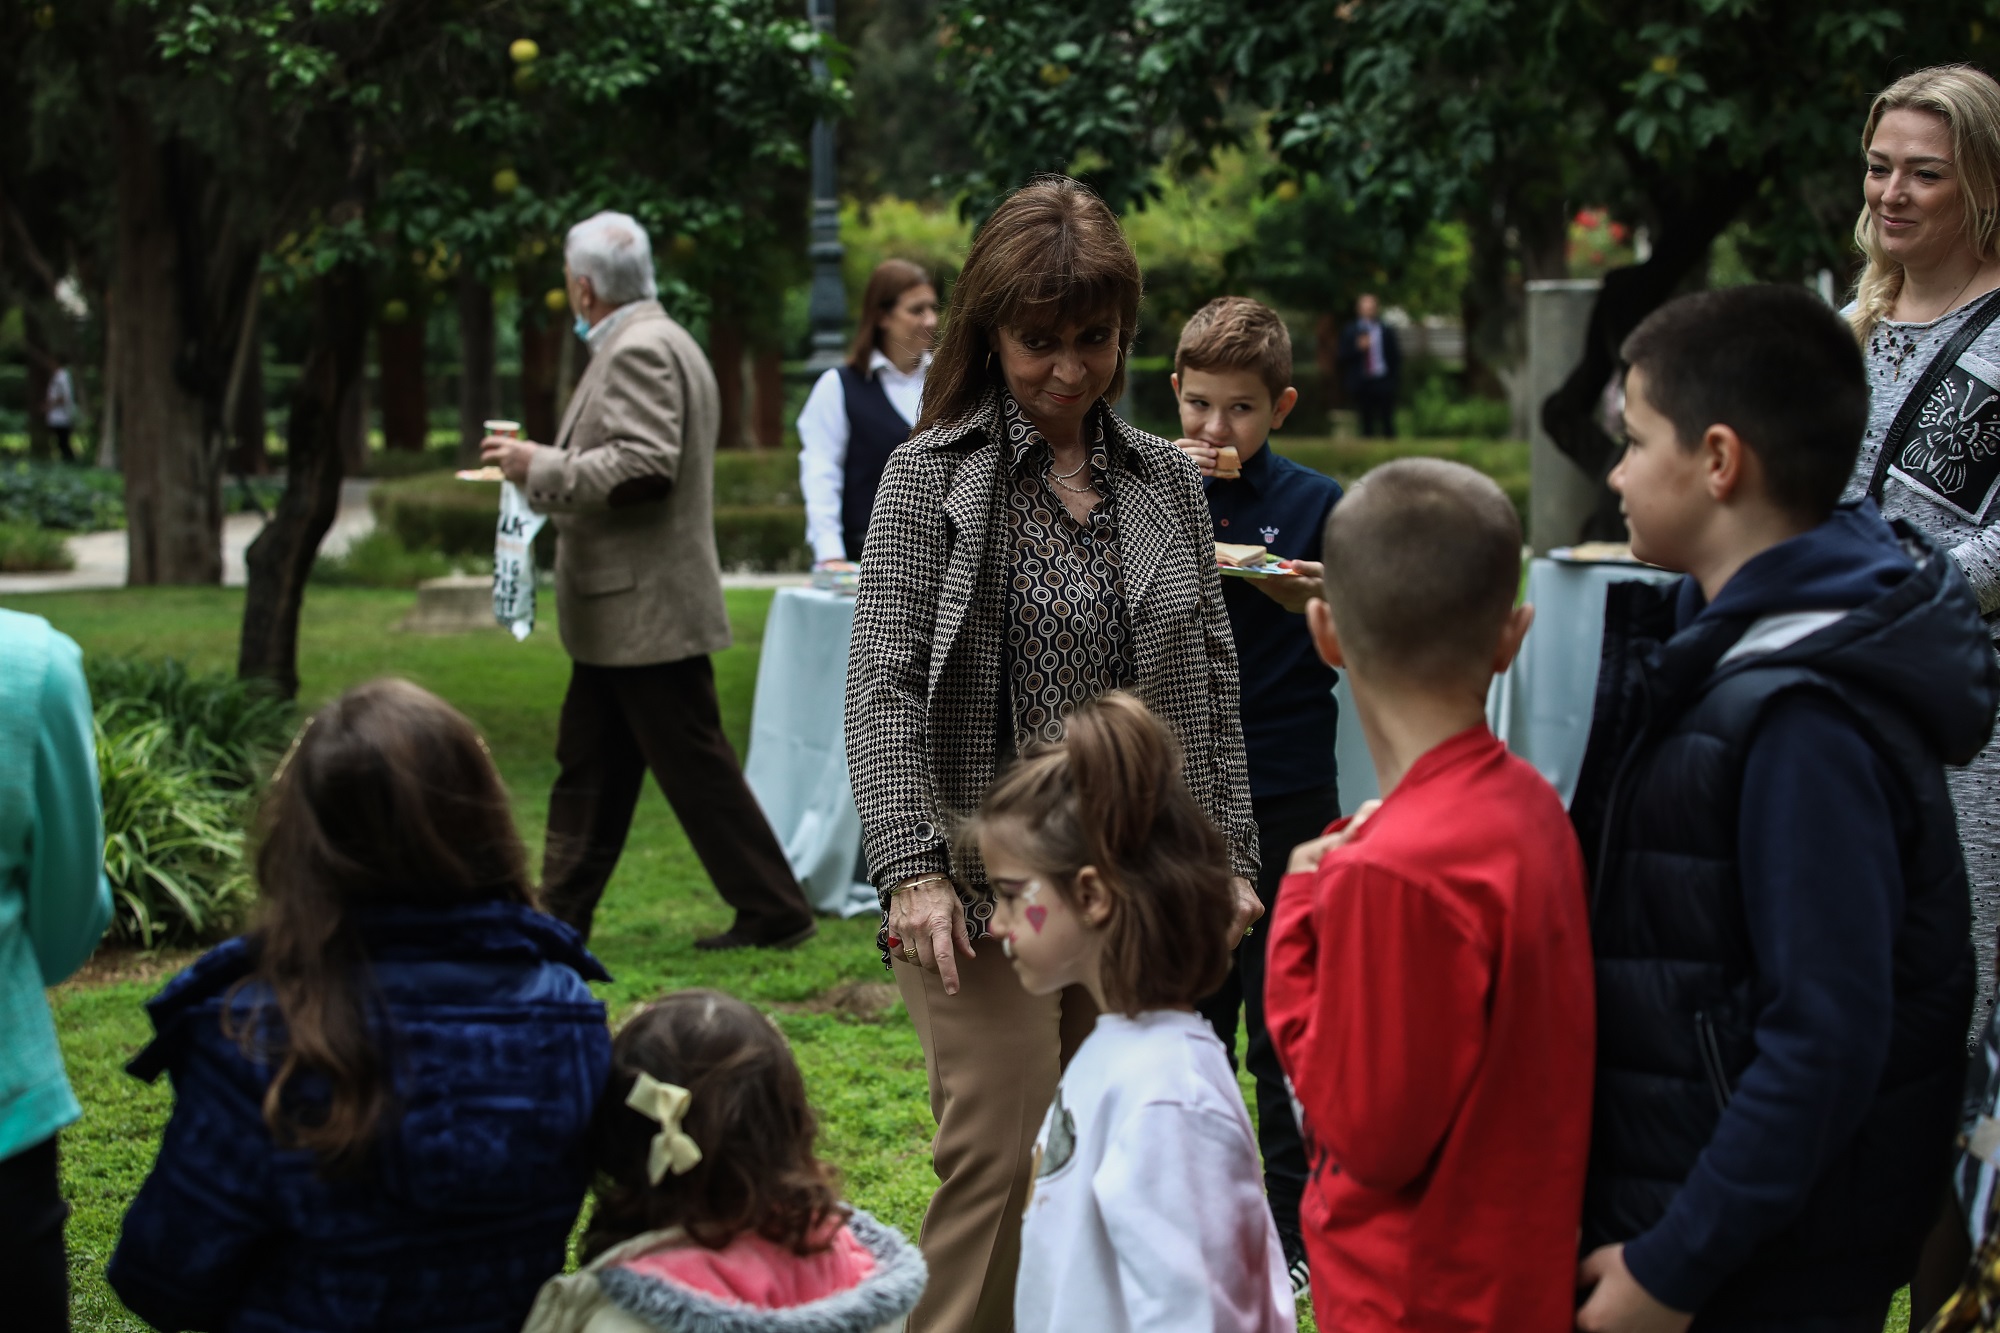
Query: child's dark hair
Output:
[[1620, 285, 1868, 521], [232, 678, 533, 1172], [581, 990, 843, 1262], [965, 691, 1233, 1014]]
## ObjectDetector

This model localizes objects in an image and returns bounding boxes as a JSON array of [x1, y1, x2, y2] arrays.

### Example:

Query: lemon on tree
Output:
[[510, 39, 539, 64]]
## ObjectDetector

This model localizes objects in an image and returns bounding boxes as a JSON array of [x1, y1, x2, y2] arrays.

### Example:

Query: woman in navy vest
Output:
[[797, 259, 938, 567]]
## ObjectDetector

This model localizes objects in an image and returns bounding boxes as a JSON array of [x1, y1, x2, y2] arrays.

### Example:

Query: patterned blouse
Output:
[[998, 393, 1136, 750]]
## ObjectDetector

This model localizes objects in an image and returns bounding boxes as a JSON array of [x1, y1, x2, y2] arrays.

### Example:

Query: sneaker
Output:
[[1281, 1238, 1311, 1300]]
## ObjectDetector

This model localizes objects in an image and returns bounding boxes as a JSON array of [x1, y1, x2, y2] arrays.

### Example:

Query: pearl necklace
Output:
[[1047, 455, 1093, 494]]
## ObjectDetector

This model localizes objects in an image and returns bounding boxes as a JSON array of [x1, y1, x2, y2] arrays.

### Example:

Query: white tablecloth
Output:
[[1336, 557, 1677, 814], [751, 563, 1678, 909], [743, 588, 877, 917]]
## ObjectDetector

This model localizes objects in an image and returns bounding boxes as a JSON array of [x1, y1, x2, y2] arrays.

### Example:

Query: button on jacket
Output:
[[844, 389, 1258, 951], [523, 300, 730, 668]]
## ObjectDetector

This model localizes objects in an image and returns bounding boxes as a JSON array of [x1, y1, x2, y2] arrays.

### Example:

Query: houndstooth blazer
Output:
[[843, 390, 1258, 938]]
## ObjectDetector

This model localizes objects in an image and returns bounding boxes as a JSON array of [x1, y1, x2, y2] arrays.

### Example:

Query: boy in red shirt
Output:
[[1265, 457, 1595, 1331]]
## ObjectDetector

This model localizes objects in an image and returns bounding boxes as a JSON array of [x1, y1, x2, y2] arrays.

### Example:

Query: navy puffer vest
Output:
[[1572, 519, 1993, 1316]]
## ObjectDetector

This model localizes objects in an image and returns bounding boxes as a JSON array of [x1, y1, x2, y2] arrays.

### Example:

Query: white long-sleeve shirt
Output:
[[1016, 1010, 1295, 1333], [796, 349, 929, 564]]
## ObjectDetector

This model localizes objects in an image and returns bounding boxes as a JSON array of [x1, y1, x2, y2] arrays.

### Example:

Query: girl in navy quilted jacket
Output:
[[523, 989, 926, 1333], [108, 679, 614, 1333]]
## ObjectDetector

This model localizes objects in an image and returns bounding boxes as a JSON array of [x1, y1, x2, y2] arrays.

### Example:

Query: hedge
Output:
[[365, 438, 1525, 574], [370, 464, 809, 572]]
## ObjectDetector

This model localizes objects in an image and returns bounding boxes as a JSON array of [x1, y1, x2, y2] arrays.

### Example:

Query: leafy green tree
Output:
[[941, 0, 1990, 527], [2, 0, 838, 692]]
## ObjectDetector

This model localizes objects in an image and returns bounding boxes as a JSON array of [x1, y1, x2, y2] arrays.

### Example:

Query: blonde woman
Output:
[[1843, 66, 2000, 1327], [1845, 65, 2000, 1028]]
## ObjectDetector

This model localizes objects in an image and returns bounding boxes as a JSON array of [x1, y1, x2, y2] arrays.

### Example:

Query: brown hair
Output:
[[231, 678, 533, 1171], [965, 692, 1231, 1015], [1322, 458, 1521, 687], [848, 259, 934, 373], [580, 990, 844, 1260], [915, 177, 1142, 433], [1174, 296, 1293, 402]]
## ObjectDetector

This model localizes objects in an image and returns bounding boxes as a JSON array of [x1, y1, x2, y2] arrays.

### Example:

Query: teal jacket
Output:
[[0, 608, 112, 1162]]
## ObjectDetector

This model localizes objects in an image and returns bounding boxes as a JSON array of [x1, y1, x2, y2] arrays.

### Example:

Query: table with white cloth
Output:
[[1334, 556, 1678, 816], [751, 563, 1678, 911], [743, 588, 878, 918]]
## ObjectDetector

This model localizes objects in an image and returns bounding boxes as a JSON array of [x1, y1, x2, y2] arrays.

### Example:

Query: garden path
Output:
[[0, 481, 815, 594]]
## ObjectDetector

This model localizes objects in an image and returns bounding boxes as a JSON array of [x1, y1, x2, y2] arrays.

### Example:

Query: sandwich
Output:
[[1214, 541, 1269, 568]]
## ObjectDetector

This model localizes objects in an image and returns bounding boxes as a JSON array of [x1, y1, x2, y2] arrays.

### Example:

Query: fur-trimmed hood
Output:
[[523, 1209, 925, 1333]]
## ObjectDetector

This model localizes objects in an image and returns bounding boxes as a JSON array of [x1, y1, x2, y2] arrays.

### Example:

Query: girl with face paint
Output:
[[966, 691, 1294, 1333]]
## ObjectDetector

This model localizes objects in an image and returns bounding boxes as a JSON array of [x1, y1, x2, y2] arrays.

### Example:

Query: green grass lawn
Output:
[[7, 585, 941, 1332], [0, 583, 1915, 1333]]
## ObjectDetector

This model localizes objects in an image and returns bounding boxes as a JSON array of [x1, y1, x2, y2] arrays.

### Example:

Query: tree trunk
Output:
[[341, 353, 370, 476], [378, 314, 428, 451], [112, 102, 228, 584], [519, 311, 561, 445], [239, 261, 370, 697], [229, 341, 268, 476], [711, 316, 745, 449], [751, 345, 784, 449], [24, 352, 52, 462], [1542, 170, 1761, 498], [456, 273, 496, 464]]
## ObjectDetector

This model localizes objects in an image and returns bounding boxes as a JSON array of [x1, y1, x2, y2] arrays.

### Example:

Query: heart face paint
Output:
[[1025, 905, 1049, 933]]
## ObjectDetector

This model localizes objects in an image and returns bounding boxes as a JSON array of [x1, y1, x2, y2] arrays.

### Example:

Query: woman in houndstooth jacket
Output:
[[842, 177, 1260, 1333]]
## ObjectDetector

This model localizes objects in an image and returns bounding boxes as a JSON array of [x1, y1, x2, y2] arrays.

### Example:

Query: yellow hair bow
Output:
[[626, 1071, 703, 1184]]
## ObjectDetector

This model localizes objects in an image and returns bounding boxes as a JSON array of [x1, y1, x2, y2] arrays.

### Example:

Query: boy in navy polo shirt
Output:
[[1172, 295, 1342, 1294]]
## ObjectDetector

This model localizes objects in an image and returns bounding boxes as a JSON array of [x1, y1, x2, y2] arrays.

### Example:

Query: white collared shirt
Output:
[[585, 302, 642, 352], [797, 349, 929, 564]]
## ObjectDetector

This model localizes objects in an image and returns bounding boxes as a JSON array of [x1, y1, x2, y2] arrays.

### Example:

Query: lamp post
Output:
[[804, 0, 845, 372]]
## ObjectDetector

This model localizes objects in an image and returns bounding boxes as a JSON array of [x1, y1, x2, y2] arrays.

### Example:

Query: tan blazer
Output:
[[523, 301, 731, 667]]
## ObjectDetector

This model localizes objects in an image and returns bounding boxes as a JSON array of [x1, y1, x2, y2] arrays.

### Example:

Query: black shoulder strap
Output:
[[1868, 289, 2000, 500]]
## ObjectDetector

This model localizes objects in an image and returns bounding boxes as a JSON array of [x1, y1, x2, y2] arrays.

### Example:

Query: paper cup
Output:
[[484, 419, 522, 439]]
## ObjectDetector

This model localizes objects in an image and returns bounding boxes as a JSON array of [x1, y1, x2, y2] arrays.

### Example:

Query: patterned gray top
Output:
[[998, 393, 1136, 748], [1844, 289, 2000, 626]]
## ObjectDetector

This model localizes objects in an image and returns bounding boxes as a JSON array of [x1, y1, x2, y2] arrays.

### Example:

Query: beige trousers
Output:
[[893, 947, 1097, 1333]]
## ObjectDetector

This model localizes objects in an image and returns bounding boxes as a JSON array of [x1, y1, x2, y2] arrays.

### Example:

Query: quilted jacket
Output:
[[107, 900, 612, 1333], [844, 389, 1256, 952]]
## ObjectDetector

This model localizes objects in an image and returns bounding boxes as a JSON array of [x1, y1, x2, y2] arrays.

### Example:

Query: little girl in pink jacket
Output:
[[523, 989, 925, 1333]]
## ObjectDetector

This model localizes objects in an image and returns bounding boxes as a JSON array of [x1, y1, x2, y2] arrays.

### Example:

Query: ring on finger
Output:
[[903, 944, 920, 962]]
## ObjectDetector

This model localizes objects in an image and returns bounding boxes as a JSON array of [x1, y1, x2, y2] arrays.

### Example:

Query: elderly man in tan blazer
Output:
[[482, 210, 815, 950]]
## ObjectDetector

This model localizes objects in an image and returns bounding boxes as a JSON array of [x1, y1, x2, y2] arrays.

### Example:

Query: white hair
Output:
[[564, 210, 658, 306]]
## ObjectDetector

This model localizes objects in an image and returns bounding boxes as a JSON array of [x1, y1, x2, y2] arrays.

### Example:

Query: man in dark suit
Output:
[[1338, 293, 1402, 438]]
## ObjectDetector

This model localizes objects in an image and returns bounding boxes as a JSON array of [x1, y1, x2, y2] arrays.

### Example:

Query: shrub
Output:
[[372, 464, 809, 569], [86, 657, 295, 788], [96, 716, 253, 947], [370, 473, 523, 557], [0, 461, 123, 530], [1274, 437, 1529, 529], [715, 505, 811, 571], [0, 520, 74, 572], [312, 528, 467, 588]]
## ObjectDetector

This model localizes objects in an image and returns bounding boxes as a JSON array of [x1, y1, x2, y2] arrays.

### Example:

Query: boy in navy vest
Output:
[[1572, 285, 1999, 1332], [1170, 296, 1342, 1295]]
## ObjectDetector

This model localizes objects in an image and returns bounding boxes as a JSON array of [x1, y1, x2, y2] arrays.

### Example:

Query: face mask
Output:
[[573, 313, 592, 341]]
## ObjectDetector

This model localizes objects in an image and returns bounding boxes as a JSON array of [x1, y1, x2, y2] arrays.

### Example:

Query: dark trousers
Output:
[[50, 427, 75, 463], [541, 656, 813, 941], [1354, 379, 1397, 438], [1197, 782, 1340, 1254], [0, 1136, 70, 1333]]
